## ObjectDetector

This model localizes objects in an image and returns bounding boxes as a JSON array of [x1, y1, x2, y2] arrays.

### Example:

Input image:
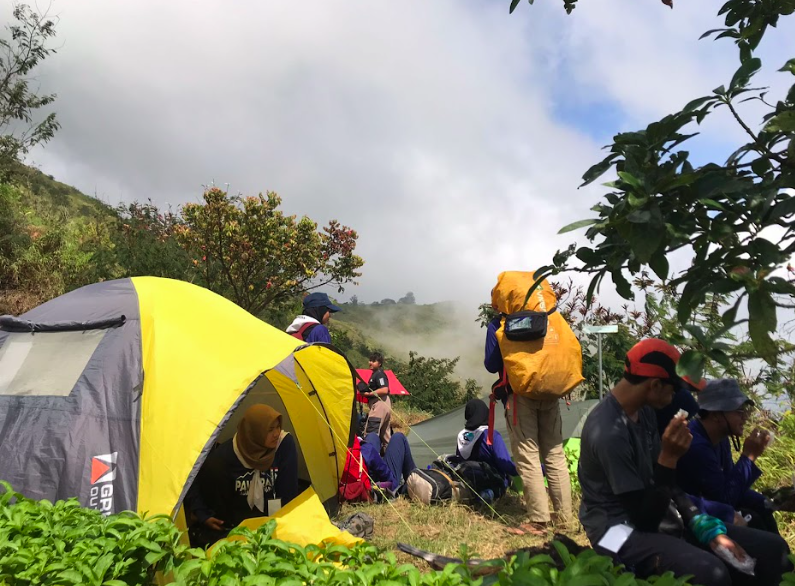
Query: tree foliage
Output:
[[0, 3, 60, 179], [393, 351, 475, 415], [517, 0, 795, 383], [172, 187, 363, 316]]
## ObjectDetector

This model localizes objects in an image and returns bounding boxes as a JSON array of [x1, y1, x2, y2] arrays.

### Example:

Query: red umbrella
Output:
[[355, 369, 410, 403]]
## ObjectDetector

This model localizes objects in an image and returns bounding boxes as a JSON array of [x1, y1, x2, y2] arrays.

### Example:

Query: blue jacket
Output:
[[304, 324, 331, 344], [484, 318, 503, 374], [457, 431, 518, 481], [676, 419, 765, 510], [359, 436, 396, 487]]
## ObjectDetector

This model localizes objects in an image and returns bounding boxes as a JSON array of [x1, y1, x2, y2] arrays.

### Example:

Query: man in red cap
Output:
[[577, 339, 790, 586]]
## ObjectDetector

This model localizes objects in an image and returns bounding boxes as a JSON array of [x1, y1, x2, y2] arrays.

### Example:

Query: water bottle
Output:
[[480, 489, 494, 504]]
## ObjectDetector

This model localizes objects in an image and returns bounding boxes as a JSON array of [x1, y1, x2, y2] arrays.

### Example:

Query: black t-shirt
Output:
[[367, 368, 389, 407], [185, 434, 300, 529], [655, 387, 698, 437], [578, 394, 661, 543]]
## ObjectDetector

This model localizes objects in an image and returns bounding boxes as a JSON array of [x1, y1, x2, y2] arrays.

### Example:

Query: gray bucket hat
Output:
[[697, 378, 754, 412]]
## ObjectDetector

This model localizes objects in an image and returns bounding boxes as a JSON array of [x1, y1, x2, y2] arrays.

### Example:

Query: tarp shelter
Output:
[[0, 277, 357, 520], [354, 369, 410, 403], [407, 398, 598, 469]]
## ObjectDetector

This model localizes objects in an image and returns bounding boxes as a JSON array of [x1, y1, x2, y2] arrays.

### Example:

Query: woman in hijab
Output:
[[456, 399, 518, 485], [185, 404, 300, 547]]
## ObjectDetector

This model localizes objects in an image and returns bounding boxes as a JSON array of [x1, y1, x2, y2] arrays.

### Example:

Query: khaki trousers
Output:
[[365, 396, 392, 453], [505, 394, 572, 523]]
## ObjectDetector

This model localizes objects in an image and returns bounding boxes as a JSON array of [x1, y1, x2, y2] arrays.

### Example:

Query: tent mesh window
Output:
[[0, 330, 108, 396]]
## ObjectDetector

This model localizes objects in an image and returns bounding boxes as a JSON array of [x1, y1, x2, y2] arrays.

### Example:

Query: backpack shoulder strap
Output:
[[294, 322, 319, 340]]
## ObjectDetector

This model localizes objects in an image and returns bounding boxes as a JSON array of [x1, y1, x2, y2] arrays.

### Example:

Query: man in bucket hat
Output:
[[676, 379, 780, 534]]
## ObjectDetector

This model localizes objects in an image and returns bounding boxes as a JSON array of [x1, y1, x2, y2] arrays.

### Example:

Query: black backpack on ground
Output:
[[430, 455, 507, 505]]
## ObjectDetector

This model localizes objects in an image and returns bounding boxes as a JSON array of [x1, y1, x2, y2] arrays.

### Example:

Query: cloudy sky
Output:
[[13, 0, 794, 308]]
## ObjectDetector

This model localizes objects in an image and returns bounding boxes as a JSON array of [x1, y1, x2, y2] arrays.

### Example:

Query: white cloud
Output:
[[14, 0, 791, 311]]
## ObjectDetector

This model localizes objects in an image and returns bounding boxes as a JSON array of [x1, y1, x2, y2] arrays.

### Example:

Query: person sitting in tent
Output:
[[456, 399, 517, 488], [676, 379, 780, 535], [185, 404, 300, 547], [362, 352, 392, 453], [286, 292, 341, 343], [578, 338, 790, 586]]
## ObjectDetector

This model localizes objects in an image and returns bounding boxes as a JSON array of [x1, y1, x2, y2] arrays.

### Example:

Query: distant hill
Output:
[[8, 163, 115, 220], [333, 301, 493, 389]]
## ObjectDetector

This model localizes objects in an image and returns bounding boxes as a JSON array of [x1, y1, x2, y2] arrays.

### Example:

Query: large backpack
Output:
[[339, 437, 372, 502], [431, 455, 507, 505], [492, 271, 583, 400], [406, 468, 459, 505], [291, 322, 318, 341]]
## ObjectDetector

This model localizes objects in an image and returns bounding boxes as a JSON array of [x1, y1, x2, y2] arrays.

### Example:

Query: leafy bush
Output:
[[0, 481, 187, 586], [7, 481, 795, 586]]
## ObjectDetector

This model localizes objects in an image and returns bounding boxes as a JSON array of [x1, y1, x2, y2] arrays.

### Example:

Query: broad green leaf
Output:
[[766, 196, 795, 222], [649, 253, 669, 281], [730, 57, 761, 89], [676, 349, 705, 382], [611, 269, 633, 300], [765, 111, 795, 133], [617, 171, 642, 189], [509, 0, 522, 13], [558, 218, 598, 234], [779, 58, 795, 75], [580, 155, 618, 187], [748, 289, 778, 362]]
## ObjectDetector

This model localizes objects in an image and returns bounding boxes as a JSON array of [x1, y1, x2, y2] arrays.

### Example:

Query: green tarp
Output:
[[405, 398, 598, 469]]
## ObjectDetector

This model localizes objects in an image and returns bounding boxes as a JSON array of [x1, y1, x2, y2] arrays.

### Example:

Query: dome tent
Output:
[[0, 277, 356, 519]]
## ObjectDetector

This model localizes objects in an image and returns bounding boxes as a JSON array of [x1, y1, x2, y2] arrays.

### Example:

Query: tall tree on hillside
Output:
[[0, 3, 60, 179], [512, 0, 795, 382], [399, 292, 416, 305], [175, 187, 364, 316]]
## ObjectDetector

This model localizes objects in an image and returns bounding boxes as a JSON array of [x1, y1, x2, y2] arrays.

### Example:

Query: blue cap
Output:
[[302, 292, 341, 313]]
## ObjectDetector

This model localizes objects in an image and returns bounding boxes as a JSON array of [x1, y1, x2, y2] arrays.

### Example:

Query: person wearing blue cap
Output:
[[676, 378, 781, 535], [286, 292, 341, 344]]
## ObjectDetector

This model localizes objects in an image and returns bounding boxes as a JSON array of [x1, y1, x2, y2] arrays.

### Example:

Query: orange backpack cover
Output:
[[492, 271, 584, 400]]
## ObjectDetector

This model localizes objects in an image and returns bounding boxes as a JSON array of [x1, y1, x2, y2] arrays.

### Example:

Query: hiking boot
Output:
[[336, 512, 374, 540]]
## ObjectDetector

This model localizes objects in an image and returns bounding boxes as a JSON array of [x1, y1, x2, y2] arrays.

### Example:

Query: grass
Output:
[[337, 491, 589, 566], [391, 402, 433, 434]]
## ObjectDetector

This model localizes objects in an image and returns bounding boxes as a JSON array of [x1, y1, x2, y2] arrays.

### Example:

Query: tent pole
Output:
[[598, 333, 603, 400]]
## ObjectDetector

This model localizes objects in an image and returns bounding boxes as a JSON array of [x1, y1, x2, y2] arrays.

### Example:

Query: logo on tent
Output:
[[90, 453, 117, 485]]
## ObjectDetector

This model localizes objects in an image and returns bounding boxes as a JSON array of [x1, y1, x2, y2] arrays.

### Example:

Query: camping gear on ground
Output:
[[0, 278, 357, 541], [397, 534, 589, 574], [491, 271, 584, 400], [431, 455, 507, 505], [407, 398, 597, 470], [333, 512, 375, 540], [405, 467, 459, 505], [339, 436, 372, 502]]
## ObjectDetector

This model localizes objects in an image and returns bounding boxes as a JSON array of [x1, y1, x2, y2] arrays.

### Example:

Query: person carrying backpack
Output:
[[286, 292, 341, 343], [485, 271, 583, 535]]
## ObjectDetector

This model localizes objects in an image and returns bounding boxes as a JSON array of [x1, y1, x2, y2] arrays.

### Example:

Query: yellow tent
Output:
[[0, 277, 357, 530]]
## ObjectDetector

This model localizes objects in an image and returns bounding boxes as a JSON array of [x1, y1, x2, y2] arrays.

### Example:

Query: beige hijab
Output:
[[233, 404, 282, 471]]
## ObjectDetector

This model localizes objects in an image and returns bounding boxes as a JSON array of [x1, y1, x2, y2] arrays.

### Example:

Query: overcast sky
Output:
[[13, 0, 794, 308]]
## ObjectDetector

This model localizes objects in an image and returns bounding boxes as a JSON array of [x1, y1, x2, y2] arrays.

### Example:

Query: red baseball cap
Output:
[[682, 375, 706, 392], [625, 339, 683, 385]]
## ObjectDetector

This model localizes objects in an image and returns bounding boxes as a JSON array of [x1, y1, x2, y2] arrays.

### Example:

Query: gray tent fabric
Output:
[[406, 398, 598, 469], [0, 279, 142, 514]]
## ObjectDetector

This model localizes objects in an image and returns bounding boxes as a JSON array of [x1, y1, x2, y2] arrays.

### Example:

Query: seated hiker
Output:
[[362, 352, 392, 453], [456, 398, 517, 488], [676, 378, 780, 535], [286, 292, 340, 343], [185, 405, 300, 547], [360, 432, 416, 496], [655, 375, 703, 437], [578, 338, 790, 586]]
